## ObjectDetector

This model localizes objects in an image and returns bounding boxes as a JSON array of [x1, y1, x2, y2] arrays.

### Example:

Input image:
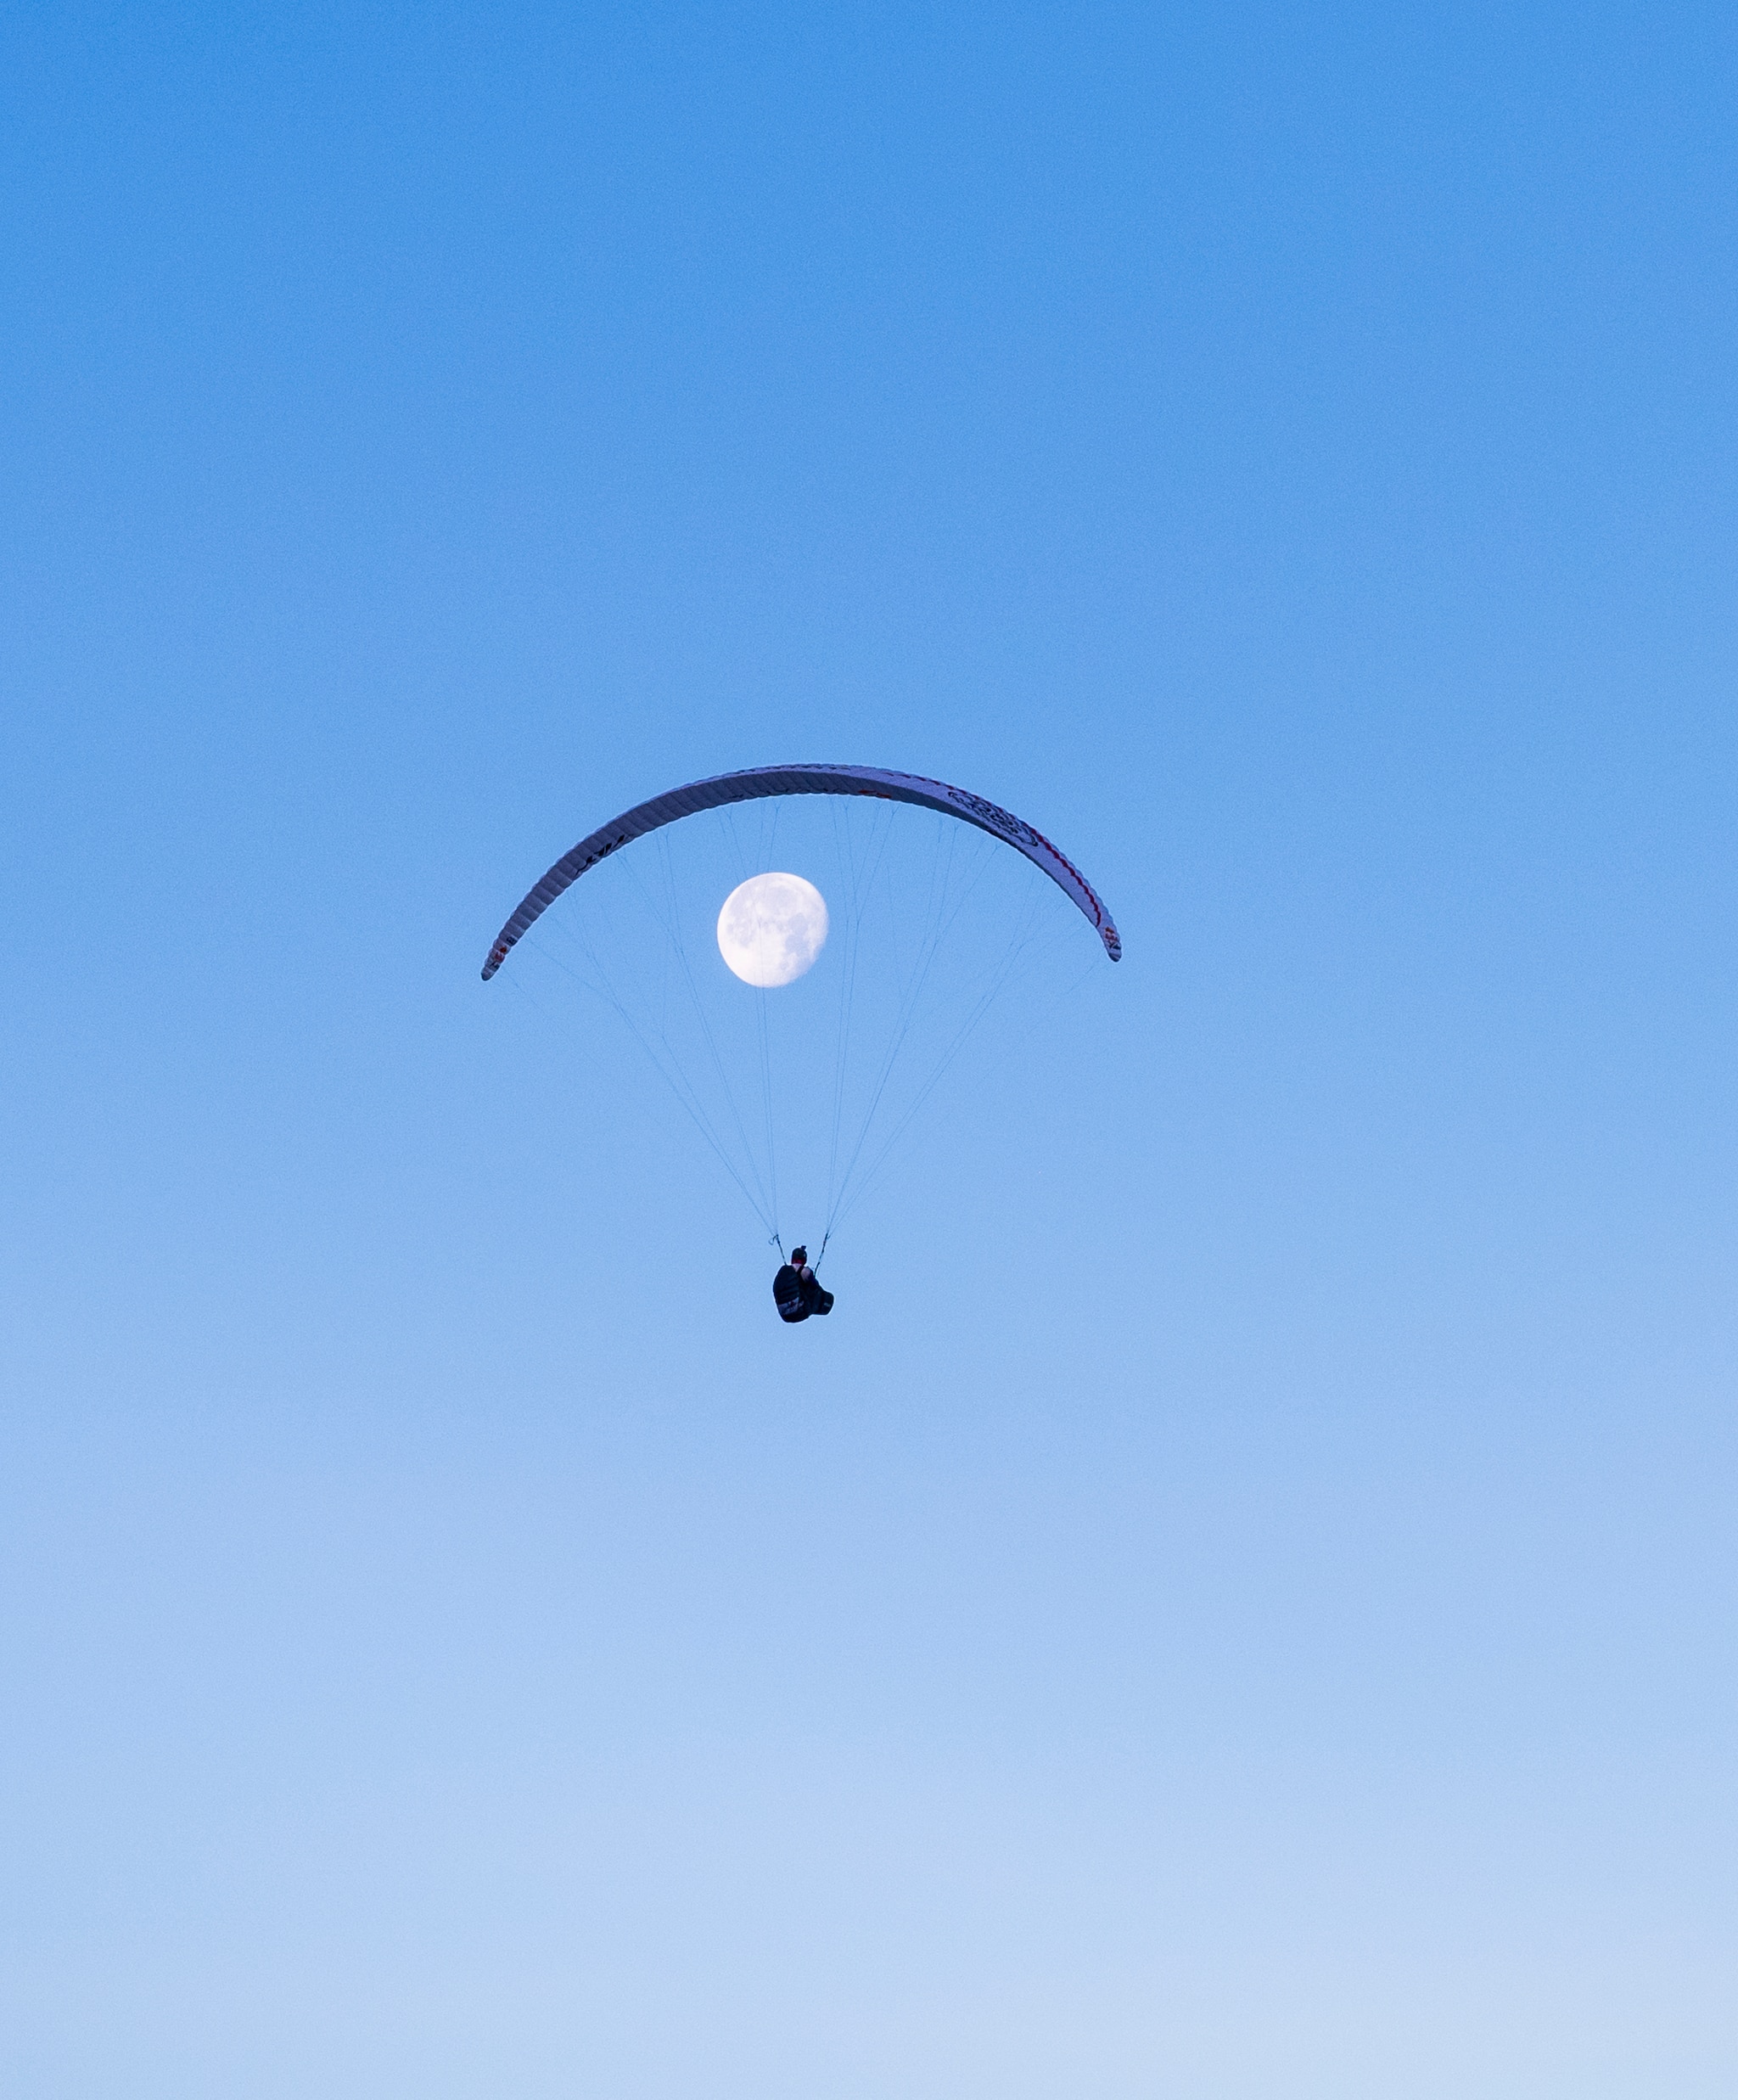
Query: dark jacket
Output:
[[773, 1263, 808, 1322]]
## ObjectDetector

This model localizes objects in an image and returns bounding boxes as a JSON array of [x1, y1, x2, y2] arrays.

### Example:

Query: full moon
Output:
[[716, 872, 829, 987]]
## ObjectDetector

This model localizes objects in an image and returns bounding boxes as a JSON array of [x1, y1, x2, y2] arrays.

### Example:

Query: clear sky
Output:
[[3, 3, 1735, 2094]]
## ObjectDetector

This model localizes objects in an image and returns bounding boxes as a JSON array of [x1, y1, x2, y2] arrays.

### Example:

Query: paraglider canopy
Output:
[[482, 763, 1120, 982], [483, 761, 1120, 1259]]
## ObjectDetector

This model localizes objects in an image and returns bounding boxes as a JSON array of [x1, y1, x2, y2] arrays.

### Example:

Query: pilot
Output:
[[772, 1246, 833, 1323]]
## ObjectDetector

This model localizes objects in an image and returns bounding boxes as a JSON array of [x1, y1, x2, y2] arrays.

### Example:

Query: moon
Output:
[[716, 872, 829, 987]]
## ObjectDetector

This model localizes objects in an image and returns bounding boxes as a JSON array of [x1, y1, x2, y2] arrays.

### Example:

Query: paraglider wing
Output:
[[480, 763, 1120, 980]]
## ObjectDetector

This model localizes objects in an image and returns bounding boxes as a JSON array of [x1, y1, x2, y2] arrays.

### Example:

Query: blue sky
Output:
[[3, 3, 1735, 2093]]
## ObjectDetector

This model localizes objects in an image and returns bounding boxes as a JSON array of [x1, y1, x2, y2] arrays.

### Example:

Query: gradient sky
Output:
[[3, 4, 1735, 2095]]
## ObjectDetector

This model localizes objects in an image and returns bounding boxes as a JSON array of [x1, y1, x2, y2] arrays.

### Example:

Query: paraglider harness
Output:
[[773, 1242, 833, 1324]]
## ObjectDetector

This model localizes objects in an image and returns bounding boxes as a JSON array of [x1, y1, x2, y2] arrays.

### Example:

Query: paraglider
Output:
[[482, 764, 1119, 1323], [772, 1246, 833, 1324]]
